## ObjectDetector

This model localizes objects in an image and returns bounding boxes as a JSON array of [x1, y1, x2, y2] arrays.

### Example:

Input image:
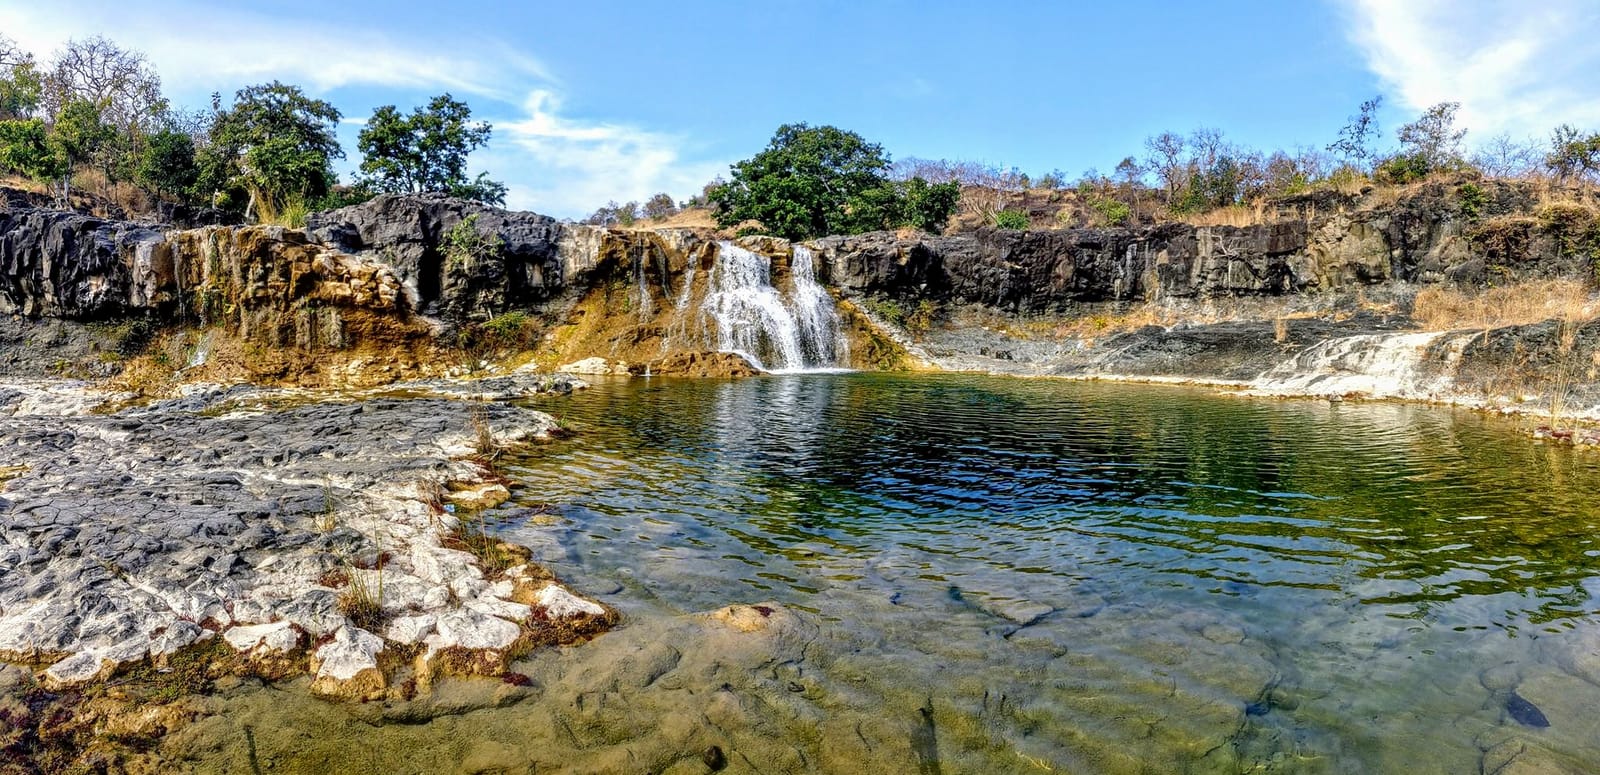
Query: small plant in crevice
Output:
[[469, 401, 503, 471], [337, 567, 386, 632], [337, 531, 389, 632], [1456, 182, 1488, 220], [314, 478, 339, 533], [443, 214, 504, 274], [443, 510, 531, 580]]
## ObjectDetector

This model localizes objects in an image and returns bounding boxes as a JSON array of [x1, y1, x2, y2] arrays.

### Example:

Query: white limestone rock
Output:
[[223, 621, 300, 653], [536, 584, 607, 618]]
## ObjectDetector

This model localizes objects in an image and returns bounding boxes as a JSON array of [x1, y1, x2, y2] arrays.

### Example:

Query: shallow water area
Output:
[[508, 374, 1600, 772], [152, 373, 1600, 773]]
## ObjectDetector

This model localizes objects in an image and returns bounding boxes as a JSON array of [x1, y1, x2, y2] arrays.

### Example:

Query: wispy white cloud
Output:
[[490, 90, 726, 217], [5, 2, 549, 101], [1341, 0, 1600, 141], [5, 1, 725, 219]]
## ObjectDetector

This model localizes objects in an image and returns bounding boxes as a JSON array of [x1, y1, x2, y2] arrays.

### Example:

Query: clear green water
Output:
[[496, 373, 1600, 773]]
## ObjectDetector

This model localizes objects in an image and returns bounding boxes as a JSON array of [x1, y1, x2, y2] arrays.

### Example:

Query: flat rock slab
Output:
[[0, 375, 605, 691]]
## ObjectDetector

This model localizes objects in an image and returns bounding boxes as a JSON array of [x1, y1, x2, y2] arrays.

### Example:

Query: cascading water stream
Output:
[[699, 242, 846, 373]]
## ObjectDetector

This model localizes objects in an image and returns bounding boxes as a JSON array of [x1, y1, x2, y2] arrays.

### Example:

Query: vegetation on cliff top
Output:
[[0, 33, 505, 224], [3, 31, 1600, 245], [704, 123, 961, 240]]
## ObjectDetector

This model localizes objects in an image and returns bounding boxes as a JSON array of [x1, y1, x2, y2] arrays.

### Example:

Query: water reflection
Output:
[[502, 373, 1600, 772]]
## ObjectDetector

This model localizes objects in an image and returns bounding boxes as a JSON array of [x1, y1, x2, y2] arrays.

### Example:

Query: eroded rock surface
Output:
[[0, 373, 608, 700]]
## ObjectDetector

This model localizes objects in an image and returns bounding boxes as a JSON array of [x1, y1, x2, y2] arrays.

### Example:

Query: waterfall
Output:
[[700, 242, 845, 373], [1252, 330, 1482, 398], [657, 258, 698, 358]]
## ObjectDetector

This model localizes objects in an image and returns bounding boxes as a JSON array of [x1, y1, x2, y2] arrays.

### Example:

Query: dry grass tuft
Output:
[[337, 569, 386, 631], [1411, 279, 1596, 331], [1180, 202, 1269, 228]]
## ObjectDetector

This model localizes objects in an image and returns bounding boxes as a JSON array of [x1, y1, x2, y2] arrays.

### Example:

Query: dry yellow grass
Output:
[[1179, 202, 1269, 228], [1411, 279, 1596, 331], [626, 207, 719, 231]]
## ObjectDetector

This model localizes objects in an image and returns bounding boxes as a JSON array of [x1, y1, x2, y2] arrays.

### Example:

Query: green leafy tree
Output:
[[447, 172, 507, 207], [900, 176, 960, 233], [199, 81, 343, 220], [710, 123, 896, 240], [1545, 125, 1600, 183], [0, 36, 41, 120], [134, 128, 198, 200], [0, 118, 67, 182], [49, 97, 115, 201], [710, 123, 959, 239], [356, 94, 503, 203]]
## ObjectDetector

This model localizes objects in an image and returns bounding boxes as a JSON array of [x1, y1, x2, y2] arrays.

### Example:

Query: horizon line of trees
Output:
[[5, 31, 1600, 237], [871, 97, 1600, 229], [0, 33, 507, 224], [619, 97, 1600, 240]]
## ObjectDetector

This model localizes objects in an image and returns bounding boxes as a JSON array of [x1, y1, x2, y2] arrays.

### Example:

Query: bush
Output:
[[1088, 196, 1132, 227], [444, 214, 504, 273], [476, 311, 538, 349], [900, 176, 960, 234], [1374, 153, 1431, 185], [0, 118, 65, 182], [993, 209, 1029, 230], [1456, 183, 1488, 220]]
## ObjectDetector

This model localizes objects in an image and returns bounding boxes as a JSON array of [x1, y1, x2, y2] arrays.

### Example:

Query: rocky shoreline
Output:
[[0, 374, 611, 704]]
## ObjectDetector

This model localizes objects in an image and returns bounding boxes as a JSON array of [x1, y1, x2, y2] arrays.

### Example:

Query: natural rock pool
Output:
[[502, 374, 1600, 774], [43, 374, 1600, 773]]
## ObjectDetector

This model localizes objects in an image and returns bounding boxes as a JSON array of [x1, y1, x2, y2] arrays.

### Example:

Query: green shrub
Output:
[[993, 210, 1029, 230], [1456, 183, 1488, 220], [906, 299, 940, 335], [863, 297, 907, 326], [478, 310, 538, 349], [1374, 153, 1431, 185], [1089, 196, 1132, 227], [444, 214, 504, 272]]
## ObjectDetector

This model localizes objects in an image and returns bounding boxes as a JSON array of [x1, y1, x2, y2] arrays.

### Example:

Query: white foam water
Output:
[[701, 242, 846, 372]]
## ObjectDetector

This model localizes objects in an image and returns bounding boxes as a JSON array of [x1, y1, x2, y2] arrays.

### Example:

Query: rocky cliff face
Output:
[[2, 182, 1594, 382], [814, 179, 1599, 313]]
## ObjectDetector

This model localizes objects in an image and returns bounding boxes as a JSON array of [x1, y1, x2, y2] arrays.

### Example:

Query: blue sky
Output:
[[8, 0, 1600, 218]]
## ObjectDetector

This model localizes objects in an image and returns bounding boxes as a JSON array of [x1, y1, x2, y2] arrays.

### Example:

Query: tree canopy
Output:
[[199, 81, 342, 219], [709, 123, 959, 240], [357, 94, 504, 204]]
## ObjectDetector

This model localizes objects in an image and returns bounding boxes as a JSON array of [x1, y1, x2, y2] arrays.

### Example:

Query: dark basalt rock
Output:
[[307, 193, 568, 315], [0, 208, 158, 319], [813, 181, 1600, 314]]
